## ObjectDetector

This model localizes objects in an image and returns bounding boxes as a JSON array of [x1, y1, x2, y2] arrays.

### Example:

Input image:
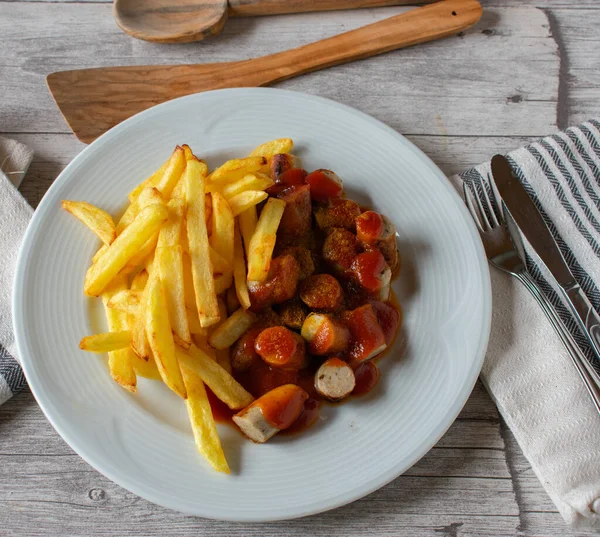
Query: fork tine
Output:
[[488, 172, 505, 222], [471, 183, 492, 231], [480, 183, 500, 227], [463, 183, 484, 233]]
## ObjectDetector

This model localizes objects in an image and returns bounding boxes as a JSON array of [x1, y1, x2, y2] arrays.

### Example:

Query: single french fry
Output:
[[186, 160, 220, 327], [213, 272, 233, 296], [155, 146, 187, 199], [107, 289, 141, 315], [221, 173, 274, 200], [85, 204, 168, 296], [249, 138, 293, 158], [79, 331, 131, 353], [213, 299, 232, 373], [182, 144, 194, 161], [92, 244, 109, 264], [186, 308, 207, 336], [62, 200, 116, 246], [132, 353, 162, 380], [128, 157, 170, 203], [227, 190, 268, 217], [176, 345, 254, 410], [208, 308, 255, 350], [209, 246, 231, 276], [157, 199, 184, 249], [233, 227, 251, 309], [246, 198, 286, 282], [130, 269, 149, 291], [208, 157, 267, 184], [157, 245, 191, 347], [102, 276, 136, 392], [117, 187, 164, 235], [181, 364, 230, 473], [131, 268, 154, 360], [192, 334, 216, 359], [238, 206, 257, 259], [209, 192, 235, 267], [146, 273, 187, 398]]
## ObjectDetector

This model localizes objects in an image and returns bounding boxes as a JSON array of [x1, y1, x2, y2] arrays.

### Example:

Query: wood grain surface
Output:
[[1, 1, 600, 536]]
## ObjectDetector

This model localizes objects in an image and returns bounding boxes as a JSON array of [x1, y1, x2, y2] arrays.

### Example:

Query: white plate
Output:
[[13, 88, 491, 521]]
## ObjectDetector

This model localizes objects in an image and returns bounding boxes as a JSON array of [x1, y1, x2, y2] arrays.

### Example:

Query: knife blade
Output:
[[490, 154, 600, 366]]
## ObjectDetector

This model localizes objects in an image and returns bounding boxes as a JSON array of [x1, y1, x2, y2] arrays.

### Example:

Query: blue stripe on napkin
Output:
[[0, 343, 26, 403]]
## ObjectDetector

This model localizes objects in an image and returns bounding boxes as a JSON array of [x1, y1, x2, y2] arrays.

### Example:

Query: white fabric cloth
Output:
[[0, 137, 33, 404], [452, 118, 600, 529]]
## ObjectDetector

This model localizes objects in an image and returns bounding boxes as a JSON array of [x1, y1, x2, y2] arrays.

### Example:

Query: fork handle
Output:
[[518, 272, 600, 414]]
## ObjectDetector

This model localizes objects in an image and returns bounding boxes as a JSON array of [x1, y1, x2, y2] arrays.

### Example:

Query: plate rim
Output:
[[12, 87, 492, 521]]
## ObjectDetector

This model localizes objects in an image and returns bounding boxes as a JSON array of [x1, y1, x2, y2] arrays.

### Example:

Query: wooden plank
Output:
[[0, 4, 558, 137]]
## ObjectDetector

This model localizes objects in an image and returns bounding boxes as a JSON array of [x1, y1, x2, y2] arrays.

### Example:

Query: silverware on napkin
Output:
[[462, 173, 600, 413]]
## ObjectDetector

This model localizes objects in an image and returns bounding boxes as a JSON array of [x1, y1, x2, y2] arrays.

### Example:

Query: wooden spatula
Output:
[[47, 0, 482, 144], [114, 0, 438, 44]]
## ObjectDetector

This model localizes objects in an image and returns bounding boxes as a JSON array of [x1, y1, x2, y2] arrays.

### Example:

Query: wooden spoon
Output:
[[48, 0, 482, 143], [114, 0, 438, 44]]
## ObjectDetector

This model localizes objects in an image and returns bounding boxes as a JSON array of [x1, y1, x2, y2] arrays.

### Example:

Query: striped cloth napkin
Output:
[[0, 137, 33, 405], [452, 118, 600, 529], [3, 122, 600, 527]]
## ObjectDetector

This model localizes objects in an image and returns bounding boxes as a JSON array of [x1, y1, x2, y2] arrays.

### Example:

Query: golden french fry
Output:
[[226, 285, 240, 314], [182, 144, 194, 161], [132, 268, 155, 360], [155, 146, 187, 199], [157, 199, 184, 249], [132, 353, 162, 380], [85, 204, 168, 296], [79, 331, 131, 353], [233, 227, 251, 309], [209, 192, 235, 267], [221, 173, 274, 200], [62, 200, 116, 246], [238, 206, 257, 259], [117, 187, 164, 235], [176, 345, 254, 410], [213, 272, 233, 296], [130, 269, 149, 291], [212, 299, 232, 373], [92, 244, 109, 264], [227, 190, 268, 217], [208, 308, 255, 350], [102, 276, 136, 391], [181, 364, 230, 473], [146, 273, 187, 398], [107, 289, 141, 315], [120, 232, 159, 274], [208, 157, 267, 184], [157, 245, 191, 347], [209, 246, 231, 276], [186, 160, 220, 327], [249, 138, 293, 158], [246, 198, 286, 282]]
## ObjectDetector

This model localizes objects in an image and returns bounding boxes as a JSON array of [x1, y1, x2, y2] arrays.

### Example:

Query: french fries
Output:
[[208, 308, 255, 350], [67, 139, 300, 473], [186, 159, 220, 328], [85, 204, 168, 296], [146, 272, 187, 398], [246, 198, 286, 282], [62, 201, 116, 246], [233, 227, 250, 310], [181, 364, 230, 473], [249, 138, 293, 158], [176, 345, 254, 410]]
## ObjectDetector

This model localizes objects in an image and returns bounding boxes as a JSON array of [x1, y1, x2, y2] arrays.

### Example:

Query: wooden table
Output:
[[1, 1, 599, 535]]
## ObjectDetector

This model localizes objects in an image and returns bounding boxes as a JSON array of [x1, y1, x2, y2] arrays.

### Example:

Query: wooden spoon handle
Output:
[[228, 0, 437, 17], [235, 0, 481, 87]]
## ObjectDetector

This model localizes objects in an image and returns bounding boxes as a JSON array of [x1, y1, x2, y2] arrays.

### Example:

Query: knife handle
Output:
[[564, 285, 600, 380]]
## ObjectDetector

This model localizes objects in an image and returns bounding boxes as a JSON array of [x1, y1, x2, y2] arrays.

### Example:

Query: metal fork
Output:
[[463, 180, 600, 413]]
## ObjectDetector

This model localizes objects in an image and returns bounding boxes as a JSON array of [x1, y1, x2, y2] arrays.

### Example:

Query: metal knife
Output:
[[490, 154, 600, 372]]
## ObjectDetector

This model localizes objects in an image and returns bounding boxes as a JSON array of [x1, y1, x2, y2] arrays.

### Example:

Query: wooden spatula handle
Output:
[[228, 0, 437, 17], [234, 0, 481, 87]]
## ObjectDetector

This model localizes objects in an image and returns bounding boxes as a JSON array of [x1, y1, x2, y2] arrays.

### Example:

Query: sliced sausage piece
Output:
[[299, 273, 344, 312], [352, 361, 380, 396], [350, 250, 392, 301], [280, 298, 308, 330], [314, 199, 361, 232], [378, 215, 399, 273], [276, 168, 308, 187], [322, 228, 358, 273], [248, 254, 300, 310], [233, 384, 309, 443], [276, 184, 312, 242], [279, 246, 315, 280], [301, 313, 350, 355], [270, 154, 298, 179], [344, 304, 387, 364], [371, 300, 401, 346], [315, 357, 356, 401], [231, 326, 263, 374], [356, 211, 385, 244], [305, 169, 343, 202], [255, 326, 306, 370]]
